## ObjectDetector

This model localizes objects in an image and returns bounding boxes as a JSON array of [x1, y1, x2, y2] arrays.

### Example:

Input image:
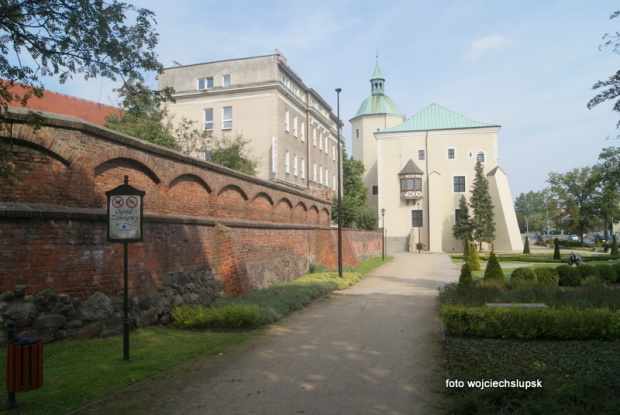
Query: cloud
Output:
[[462, 34, 512, 63]]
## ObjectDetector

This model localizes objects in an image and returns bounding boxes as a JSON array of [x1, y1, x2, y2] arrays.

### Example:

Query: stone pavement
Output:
[[73, 252, 459, 415]]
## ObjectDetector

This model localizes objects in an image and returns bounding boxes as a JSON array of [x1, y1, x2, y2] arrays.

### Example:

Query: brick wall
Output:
[[1, 108, 381, 300]]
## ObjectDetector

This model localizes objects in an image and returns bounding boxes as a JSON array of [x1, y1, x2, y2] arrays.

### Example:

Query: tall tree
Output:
[[210, 135, 258, 176], [587, 11, 620, 134], [452, 195, 473, 248], [331, 148, 374, 229], [514, 190, 548, 233], [547, 167, 600, 246], [594, 147, 620, 239], [469, 161, 495, 250], [0, 0, 165, 184]]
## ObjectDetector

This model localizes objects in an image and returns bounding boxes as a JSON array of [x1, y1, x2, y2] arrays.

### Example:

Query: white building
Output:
[[158, 53, 341, 193], [351, 62, 522, 252]]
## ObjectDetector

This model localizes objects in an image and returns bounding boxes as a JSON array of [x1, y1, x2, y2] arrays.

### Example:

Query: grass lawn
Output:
[[0, 256, 391, 415]]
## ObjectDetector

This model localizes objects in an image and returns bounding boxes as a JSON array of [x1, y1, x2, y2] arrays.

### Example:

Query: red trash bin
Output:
[[6, 337, 43, 393]]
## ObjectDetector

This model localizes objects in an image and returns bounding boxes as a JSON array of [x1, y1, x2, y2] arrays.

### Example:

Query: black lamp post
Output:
[[381, 208, 385, 261], [336, 88, 342, 278]]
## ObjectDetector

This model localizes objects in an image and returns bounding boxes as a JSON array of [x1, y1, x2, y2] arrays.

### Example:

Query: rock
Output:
[[5, 302, 39, 327], [33, 314, 66, 329], [137, 295, 151, 310], [76, 322, 102, 340], [58, 294, 71, 304], [13, 285, 27, 299], [34, 288, 58, 310], [0, 291, 15, 302], [79, 292, 114, 321], [100, 329, 122, 339]]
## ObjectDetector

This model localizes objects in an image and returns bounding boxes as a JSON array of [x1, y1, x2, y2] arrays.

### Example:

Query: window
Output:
[[412, 210, 423, 228], [293, 116, 298, 137], [301, 158, 306, 179], [222, 75, 231, 87], [325, 168, 329, 186], [355, 128, 360, 139], [300, 123, 305, 142], [448, 148, 455, 159], [401, 178, 422, 192], [325, 136, 329, 153], [477, 152, 485, 163], [313, 127, 317, 146], [319, 165, 323, 184], [372, 185, 379, 195], [319, 132, 323, 150], [203, 150, 213, 161], [203, 108, 213, 131], [332, 174, 336, 189], [293, 155, 298, 176], [313, 163, 317, 182], [222, 106, 232, 129], [198, 77, 213, 90], [453, 176, 465, 192], [418, 150, 425, 161], [285, 151, 290, 174], [285, 110, 290, 132], [455, 209, 461, 223]]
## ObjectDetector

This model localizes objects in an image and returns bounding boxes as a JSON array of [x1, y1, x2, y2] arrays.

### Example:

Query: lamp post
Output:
[[336, 88, 342, 278], [381, 208, 385, 261], [417, 202, 421, 254]]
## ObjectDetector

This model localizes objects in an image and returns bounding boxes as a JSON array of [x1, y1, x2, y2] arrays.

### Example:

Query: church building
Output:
[[351, 62, 522, 252]]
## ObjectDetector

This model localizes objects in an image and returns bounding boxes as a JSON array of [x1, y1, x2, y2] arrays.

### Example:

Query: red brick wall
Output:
[[0, 108, 380, 299]]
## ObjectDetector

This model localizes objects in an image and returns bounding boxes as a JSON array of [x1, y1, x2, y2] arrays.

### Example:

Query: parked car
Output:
[[568, 235, 579, 241]]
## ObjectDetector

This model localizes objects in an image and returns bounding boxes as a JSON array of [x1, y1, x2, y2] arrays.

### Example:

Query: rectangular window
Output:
[[222, 74, 231, 87], [453, 176, 465, 192], [401, 177, 422, 192], [293, 155, 298, 176], [222, 106, 232, 129], [285, 151, 290, 174], [325, 136, 329, 153], [372, 185, 378, 195], [198, 77, 213, 90], [319, 165, 323, 184], [300, 123, 305, 142], [203, 108, 213, 131], [301, 158, 306, 179], [285, 110, 290, 132], [448, 148, 455, 159], [412, 210, 423, 228], [319, 132, 323, 150], [332, 174, 336, 189], [418, 149, 425, 160], [355, 128, 360, 139], [313, 163, 317, 182], [293, 116, 298, 137], [325, 168, 329, 187], [313, 127, 317, 146], [203, 150, 213, 161], [455, 209, 461, 223]]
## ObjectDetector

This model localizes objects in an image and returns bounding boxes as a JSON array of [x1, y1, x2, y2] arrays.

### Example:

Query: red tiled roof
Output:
[[4, 81, 123, 127]]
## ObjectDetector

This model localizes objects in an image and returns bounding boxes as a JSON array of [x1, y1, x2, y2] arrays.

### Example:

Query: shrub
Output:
[[613, 263, 620, 283], [458, 263, 473, 289], [309, 262, 329, 273], [553, 238, 561, 260], [467, 243, 481, 271], [533, 267, 559, 287], [613, 235, 619, 256], [523, 237, 530, 254], [578, 265, 600, 281], [510, 267, 536, 283], [595, 264, 617, 284], [207, 303, 262, 329], [556, 265, 581, 287], [484, 250, 505, 281]]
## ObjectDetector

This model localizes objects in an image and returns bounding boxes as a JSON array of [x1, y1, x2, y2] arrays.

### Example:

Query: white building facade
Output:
[[351, 63, 522, 252]]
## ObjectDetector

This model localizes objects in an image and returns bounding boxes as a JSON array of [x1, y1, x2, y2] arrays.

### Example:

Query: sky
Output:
[[33, 0, 620, 200]]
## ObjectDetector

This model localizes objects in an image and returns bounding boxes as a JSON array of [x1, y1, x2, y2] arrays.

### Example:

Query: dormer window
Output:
[[398, 159, 424, 200]]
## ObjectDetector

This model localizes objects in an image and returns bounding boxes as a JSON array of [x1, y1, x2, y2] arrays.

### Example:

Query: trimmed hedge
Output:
[[556, 265, 580, 287], [510, 267, 536, 283], [441, 305, 620, 340], [533, 267, 559, 286], [596, 264, 617, 284]]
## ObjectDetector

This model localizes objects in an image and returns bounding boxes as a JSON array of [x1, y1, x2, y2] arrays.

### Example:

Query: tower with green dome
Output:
[[351, 60, 405, 210]]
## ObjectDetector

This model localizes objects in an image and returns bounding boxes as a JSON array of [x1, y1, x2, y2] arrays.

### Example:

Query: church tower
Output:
[[350, 60, 405, 210]]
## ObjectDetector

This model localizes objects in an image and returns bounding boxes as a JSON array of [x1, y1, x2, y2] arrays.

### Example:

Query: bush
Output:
[[578, 265, 600, 281], [483, 250, 505, 281], [523, 237, 530, 254], [556, 265, 581, 287], [533, 267, 559, 287], [309, 262, 329, 273], [613, 235, 619, 256], [467, 243, 481, 271], [596, 264, 617, 284], [171, 303, 262, 329], [510, 267, 536, 283], [458, 263, 473, 289], [553, 238, 561, 260], [613, 263, 620, 283]]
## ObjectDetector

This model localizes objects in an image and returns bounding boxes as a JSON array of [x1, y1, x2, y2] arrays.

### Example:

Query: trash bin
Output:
[[6, 337, 43, 393]]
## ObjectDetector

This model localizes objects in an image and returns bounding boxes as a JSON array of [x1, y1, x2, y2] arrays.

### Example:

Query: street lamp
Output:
[[381, 208, 385, 261], [336, 88, 342, 278]]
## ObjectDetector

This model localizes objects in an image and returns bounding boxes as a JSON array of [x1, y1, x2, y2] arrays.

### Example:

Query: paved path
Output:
[[75, 253, 459, 415]]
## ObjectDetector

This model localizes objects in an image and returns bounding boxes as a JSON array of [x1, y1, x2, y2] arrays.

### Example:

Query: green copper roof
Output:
[[372, 61, 384, 80], [353, 95, 403, 118], [382, 103, 500, 132]]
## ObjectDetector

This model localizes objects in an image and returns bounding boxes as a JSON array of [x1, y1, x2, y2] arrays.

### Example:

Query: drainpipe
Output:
[[425, 131, 430, 251]]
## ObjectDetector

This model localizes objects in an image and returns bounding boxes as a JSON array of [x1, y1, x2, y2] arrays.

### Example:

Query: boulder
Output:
[[79, 292, 114, 321], [33, 314, 67, 329]]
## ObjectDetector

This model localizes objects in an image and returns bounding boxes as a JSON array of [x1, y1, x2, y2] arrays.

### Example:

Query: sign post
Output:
[[105, 175, 145, 362]]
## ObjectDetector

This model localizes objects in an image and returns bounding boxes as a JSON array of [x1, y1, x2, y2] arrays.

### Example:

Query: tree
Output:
[[523, 236, 530, 254], [547, 167, 600, 246], [587, 11, 620, 134], [331, 148, 373, 229], [452, 195, 473, 248], [1, 0, 165, 184], [458, 263, 473, 290], [210, 135, 258, 176], [469, 161, 495, 250], [593, 147, 620, 239], [467, 243, 481, 271], [483, 248, 505, 282], [514, 190, 549, 233], [553, 238, 561, 260]]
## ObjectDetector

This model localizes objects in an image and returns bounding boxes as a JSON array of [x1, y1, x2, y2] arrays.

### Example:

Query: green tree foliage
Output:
[[553, 238, 561, 260], [612, 235, 619, 256], [332, 148, 375, 229], [523, 236, 530, 254], [547, 167, 600, 246], [514, 190, 549, 233], [588, 11, 620, 133], [510, 267, 536, 283], [458, 263, 473, 290], [483, 249, 505, 282], [469, 161, 495, 249], [0, 0, 165, 184], [452, 195, 473, 248], [466, 243, 481, 271], [463, 234, 470, 257], [210, 135, 258, 176], [593, 147, 620, 239]]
